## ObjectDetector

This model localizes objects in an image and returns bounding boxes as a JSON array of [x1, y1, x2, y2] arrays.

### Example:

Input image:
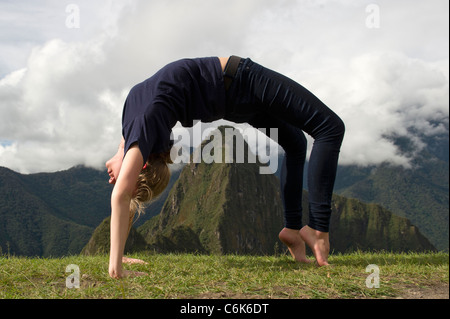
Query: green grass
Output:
[[0, 251, 448, 299]]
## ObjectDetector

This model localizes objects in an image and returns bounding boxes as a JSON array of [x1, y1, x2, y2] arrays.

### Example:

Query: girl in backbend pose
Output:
[[105, 56, 345, 278]]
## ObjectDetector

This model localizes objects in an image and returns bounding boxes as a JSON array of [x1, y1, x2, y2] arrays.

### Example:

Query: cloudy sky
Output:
[[0, 0, 448, 174]]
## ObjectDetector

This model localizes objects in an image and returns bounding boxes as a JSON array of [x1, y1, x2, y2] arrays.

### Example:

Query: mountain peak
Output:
[[139, 126, 285, 254]]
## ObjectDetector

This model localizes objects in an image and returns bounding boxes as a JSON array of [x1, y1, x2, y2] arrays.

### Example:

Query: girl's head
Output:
[[106, 145, 173, 232], [129, 151, 172, 222]]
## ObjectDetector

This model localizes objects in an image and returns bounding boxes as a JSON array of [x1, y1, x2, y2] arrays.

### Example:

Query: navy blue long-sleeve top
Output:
[[122, 57, 226, 163]]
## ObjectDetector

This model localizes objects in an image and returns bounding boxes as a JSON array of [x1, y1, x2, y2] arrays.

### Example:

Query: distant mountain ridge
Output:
[[333, 132, 449, 251], [0, 166, 111, 256], [0, 127, 447, 256]]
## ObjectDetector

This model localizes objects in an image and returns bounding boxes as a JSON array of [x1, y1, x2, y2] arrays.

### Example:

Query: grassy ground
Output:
[[0, 251, 448, 299]]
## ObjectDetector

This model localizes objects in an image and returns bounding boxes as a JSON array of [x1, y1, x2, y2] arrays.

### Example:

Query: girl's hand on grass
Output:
[[122, 257, 148, 265], [120, 257, 149, 278], [109, 257, 148, 278]]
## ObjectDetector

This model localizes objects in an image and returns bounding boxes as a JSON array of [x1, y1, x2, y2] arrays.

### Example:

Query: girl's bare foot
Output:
[[279, 228, 312, 263], [299, 226, 330, 266]]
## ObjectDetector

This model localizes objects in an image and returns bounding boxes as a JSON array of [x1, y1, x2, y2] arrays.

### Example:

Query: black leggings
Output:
[[225, 58, 345, 232]]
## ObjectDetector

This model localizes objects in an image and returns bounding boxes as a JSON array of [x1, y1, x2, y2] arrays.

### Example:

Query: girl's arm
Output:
[[108, 144, 143, 278]]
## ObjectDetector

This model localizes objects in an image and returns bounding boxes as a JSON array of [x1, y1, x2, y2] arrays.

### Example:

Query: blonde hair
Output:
[[128, 151, 172, 234]]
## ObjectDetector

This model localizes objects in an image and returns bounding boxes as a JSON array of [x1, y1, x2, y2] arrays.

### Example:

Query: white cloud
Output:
[[316, 51, 449, 167], [0, 0, 448, 173]]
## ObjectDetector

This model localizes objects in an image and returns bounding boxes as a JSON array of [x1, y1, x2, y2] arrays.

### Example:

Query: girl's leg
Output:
[[257, 67, 344, 266], [227, 58, 345, 264], [244, 62, 345, 233]]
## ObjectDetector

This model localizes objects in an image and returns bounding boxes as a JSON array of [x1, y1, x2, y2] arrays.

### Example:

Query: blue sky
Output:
[[0, 0, 448, 173]]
